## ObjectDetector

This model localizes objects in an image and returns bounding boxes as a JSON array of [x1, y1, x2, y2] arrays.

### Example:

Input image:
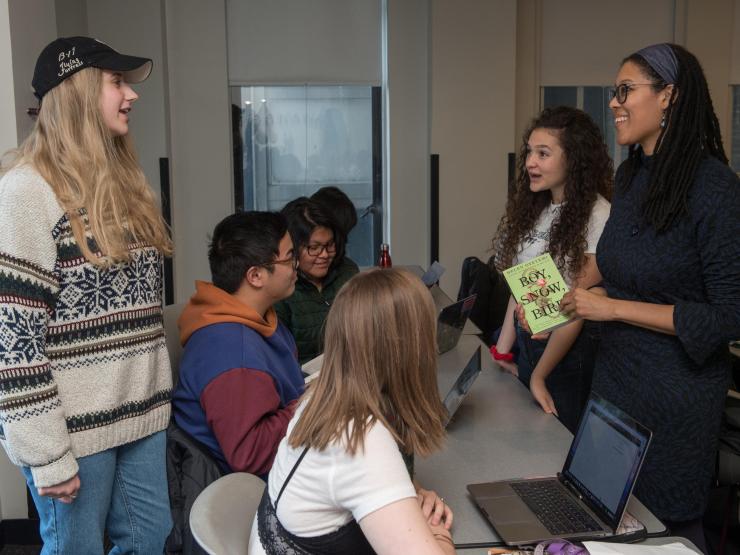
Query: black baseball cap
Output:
[[32, 36, 152, 100]]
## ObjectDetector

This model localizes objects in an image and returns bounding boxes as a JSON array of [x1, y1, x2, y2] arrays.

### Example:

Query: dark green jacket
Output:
[[275, 258, 359, 364]]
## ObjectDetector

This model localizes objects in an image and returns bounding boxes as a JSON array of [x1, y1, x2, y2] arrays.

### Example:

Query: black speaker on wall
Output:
[[430, 154, 439, 264], [507, 152, 516, 199], [159, 157, 174, 306]]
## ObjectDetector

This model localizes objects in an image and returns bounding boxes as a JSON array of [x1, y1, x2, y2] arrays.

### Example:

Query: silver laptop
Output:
[[437, 294, 477, 354], [441, 346, 481, 427], [467, 392, 652, 546]]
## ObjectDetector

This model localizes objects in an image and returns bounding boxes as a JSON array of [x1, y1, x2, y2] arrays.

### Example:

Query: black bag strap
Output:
[[275, 447, 310, 508]]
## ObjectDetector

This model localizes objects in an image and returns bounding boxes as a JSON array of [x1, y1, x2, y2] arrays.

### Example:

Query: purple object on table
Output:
[[535, 539, 589, 555]]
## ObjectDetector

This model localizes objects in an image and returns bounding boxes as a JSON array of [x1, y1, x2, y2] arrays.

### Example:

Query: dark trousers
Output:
[[664, 518, 708, 554], [515, 321, 600, 434]]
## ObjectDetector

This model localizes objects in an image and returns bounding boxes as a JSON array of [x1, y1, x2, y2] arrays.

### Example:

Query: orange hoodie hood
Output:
[[178, 281, 278, 346]]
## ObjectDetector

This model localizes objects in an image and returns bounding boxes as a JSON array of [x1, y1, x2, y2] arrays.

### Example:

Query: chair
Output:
[[457, 256, 510, 345], [189, 472, 266, 555], [165, 422, 226, 555], [163, 302, 186, 385]]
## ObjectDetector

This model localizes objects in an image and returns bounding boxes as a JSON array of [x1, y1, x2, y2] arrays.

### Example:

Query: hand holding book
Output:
[[503, 253, 572, 336], [514, 303, 552, 340], [560, 286, 611, 321]]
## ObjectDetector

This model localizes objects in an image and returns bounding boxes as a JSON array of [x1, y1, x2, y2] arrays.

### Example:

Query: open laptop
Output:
[[441, 346, 481, 427], [437, 294, 477, 354], [467, 392, 652, 546]]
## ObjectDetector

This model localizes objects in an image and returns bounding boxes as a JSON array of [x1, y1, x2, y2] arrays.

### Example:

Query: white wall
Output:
[[55, 0, 87, 36], [731, 0, 740, 82], [86, 0, 170, 206], [165, 0, 233, 301], [684, 0, 734, 146], [386, 0, 431, 269], [227, 0, 381, 85], [8, 0, 57, 143], [539, 0, 676, 86], [431, 0, 517, 296]]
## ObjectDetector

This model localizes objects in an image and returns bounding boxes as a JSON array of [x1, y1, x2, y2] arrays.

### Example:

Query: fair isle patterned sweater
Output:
[[0, 165, 171, 488]]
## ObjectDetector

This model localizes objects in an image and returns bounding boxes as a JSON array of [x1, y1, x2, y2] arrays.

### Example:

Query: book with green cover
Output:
[[502, 253, 571, 335]]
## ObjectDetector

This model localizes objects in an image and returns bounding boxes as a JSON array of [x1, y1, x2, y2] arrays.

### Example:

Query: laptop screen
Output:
[[437, 294, 477, 353], [561, 393, 651, 529], [442, 346, 481, 426]]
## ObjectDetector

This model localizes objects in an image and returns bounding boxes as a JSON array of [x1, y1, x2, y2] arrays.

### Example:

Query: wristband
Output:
[[490, 345, 514, 362]]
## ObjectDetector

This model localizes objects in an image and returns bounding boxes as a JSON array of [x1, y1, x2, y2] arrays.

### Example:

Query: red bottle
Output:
[[378, 243, 392, 268]]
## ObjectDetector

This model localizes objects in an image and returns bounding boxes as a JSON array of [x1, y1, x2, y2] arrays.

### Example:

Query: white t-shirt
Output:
[[248, 403, 417, 554], [513, 194, 611, 285]]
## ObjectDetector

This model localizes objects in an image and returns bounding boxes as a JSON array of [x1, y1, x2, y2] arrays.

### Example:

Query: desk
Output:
[[417, 333, 667, 549], [452, 536, 701, 554]]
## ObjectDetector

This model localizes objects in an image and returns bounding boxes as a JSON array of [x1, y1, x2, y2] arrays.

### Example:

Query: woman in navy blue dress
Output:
[[560, 44, 740, 552]]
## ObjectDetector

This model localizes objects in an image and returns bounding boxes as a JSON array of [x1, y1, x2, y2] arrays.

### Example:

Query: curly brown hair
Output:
[[492, 106, 613, 280]]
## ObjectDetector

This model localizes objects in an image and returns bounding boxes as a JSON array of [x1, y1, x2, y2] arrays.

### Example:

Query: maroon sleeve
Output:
[[200, 368, 298, 475]]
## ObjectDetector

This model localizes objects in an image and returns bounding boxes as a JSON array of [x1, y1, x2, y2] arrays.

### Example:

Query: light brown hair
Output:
[[3, 67, 172, 265], [289, 268, 447, 457]]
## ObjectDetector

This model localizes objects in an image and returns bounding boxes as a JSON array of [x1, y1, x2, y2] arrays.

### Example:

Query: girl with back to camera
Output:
[[251, 269, 455, 554], [491, 106, 613, 433], [0, 37, 173, 553], [560, 44, 740, 551]]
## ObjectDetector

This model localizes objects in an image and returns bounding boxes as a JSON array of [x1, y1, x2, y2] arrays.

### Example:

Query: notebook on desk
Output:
[[437, 294, 477, 354], [467, 392, 652, 546]]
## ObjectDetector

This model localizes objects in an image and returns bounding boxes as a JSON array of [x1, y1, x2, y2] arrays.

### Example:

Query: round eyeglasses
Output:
[[304, 241, 336, 257], [609, 83, 656, 104]]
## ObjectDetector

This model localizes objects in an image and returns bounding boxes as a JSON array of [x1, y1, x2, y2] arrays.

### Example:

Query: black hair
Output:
[[208, 211, 288, 293], [311, 186, 358, 236], [281, 197, 345, 271], [620, 44, 728, 232]]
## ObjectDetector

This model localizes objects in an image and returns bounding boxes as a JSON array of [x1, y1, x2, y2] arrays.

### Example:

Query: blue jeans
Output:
[[23, 431, 172, 555], [516, 321, 600, 434]]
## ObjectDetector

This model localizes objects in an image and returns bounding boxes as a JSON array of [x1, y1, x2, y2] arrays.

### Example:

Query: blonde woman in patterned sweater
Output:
[[0, 37, 173, 554]]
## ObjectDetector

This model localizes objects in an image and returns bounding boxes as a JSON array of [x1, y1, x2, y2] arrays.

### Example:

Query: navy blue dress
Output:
[[594, 154, 740, 522]]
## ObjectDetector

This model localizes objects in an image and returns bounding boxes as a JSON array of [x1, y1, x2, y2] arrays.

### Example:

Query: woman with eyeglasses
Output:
[[560, 44, 740, 551], [276, 197, 359, 363]]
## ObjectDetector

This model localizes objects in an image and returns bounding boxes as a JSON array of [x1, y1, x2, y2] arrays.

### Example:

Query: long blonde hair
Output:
[[289, 268, 447, 457], [3, 67, 172, 265]]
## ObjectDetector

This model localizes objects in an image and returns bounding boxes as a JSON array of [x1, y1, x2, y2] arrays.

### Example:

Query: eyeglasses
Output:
[[304, 241, 336, 257], [609, 83, 656, 104], [264, 256, 299, 270]]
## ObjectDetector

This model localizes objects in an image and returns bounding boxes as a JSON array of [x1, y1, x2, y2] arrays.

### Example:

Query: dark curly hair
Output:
[[492, 106, 613, 280], [619, 44, 728, 232]]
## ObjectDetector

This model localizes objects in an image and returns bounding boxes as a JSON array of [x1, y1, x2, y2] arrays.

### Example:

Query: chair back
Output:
[[189, 472, 266, 555], [163, 302, 186, 385], [457, 256, 510, 345]]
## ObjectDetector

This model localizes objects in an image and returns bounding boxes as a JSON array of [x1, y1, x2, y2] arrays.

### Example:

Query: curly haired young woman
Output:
[[491, 106, 613, 433]]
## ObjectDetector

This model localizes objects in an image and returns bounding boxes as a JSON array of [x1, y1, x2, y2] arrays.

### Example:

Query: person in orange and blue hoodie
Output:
[[172, 211, 305, 478]]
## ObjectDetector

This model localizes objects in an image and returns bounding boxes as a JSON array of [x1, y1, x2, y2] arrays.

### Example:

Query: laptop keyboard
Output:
[[510, 480, 602, 536]]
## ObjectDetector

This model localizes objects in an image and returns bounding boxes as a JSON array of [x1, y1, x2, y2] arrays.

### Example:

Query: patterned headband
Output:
[[636, 43, 678, 84]]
